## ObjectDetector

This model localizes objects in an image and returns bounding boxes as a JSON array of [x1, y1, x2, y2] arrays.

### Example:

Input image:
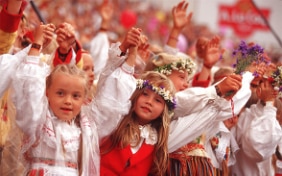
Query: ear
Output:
[[46, 90, 49, 97]]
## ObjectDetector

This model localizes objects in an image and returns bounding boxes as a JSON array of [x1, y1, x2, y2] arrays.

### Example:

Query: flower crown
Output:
[[267, 66, 282, 97], [232, 41, 268, 76], [154, 57, 196, 76], [136, 79, 176, 110]]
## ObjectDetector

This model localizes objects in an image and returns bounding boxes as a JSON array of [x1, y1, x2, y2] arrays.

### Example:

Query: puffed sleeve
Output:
[[173, 85, 220, 118], [87, 43, 136, 140], [0, 46, 31, 97], [11, 54, 50, 139], [175, 71, 253, 119], [90, 31, 110, 79], [168, 98, 230, 153], [239, 102, 282, 161], [217, 71, 254, 120]]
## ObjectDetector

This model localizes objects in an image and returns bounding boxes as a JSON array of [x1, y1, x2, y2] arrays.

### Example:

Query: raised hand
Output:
[[99, 0, 114, 24], [167, 0, 192, 48], [42, 23, 56, 48], [257, 79, 278, 103], [137, 34, 150, 61], [216, 74, 242, 100], [119, 27, 142, 53], [245, 61, 266, 77], [204, 36, 223, 68], [55, 23, 76, 54], [172, 1, 192, 30]]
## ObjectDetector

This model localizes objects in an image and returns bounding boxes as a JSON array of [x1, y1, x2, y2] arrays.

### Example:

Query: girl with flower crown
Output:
[[99, 71, 176, 176]]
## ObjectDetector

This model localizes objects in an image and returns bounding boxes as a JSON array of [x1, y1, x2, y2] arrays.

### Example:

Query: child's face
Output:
[[167, 70, 189, 92], [134, 88, 165, 125], [82, 53, 95, 86], [46, 72, 86, 122]]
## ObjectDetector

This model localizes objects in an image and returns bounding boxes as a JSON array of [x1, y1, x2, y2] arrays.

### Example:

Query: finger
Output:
[[187, 12, 193, 22], [183, 2, 188, 11], [177, 1, 185, 9], [229, 74, 242, 82]]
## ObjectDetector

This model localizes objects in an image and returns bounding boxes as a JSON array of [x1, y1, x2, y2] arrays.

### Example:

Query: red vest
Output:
[[100, 142, 155, 176]]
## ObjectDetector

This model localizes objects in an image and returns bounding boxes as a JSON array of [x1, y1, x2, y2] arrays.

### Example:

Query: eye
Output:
[[73, 93, 81, 99], [56, 91, 64, 96], [155, 97, 163, 103], [179, 75, 185, 80], [83, 66, 90, 72]]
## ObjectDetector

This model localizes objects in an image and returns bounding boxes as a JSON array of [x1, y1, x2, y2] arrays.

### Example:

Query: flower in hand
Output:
[[232, 41, 269, 76]]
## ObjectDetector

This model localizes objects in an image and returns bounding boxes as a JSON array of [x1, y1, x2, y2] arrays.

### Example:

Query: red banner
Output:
[[218, 0, 270, 38]]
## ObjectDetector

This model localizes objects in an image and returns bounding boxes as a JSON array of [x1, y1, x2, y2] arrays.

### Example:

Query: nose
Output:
[[183, 81, 189, 89], [64, 95, 72, 105], [145, 95, 154, 106]]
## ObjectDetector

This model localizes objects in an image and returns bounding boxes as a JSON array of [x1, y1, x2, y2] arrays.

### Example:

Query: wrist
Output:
[[119, 44, 127, 53], [169, 35, 178, 41], [31, 43, 42, 50]]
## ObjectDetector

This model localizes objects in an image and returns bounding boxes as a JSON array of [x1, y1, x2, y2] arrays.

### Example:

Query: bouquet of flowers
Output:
[[232, 41, 267, 75]]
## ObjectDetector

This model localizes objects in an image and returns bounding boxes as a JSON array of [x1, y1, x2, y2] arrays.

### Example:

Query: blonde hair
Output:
[[102, 71, 175, 176], [46, 64, 88, 96]]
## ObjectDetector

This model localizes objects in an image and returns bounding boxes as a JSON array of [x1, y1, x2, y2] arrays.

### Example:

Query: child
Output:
[[80, 50, 96, 102], [12, 62, 100, 175], [231, 65, 282, 176], [100, 71, 176, 176], [10, 24, 100, 175]]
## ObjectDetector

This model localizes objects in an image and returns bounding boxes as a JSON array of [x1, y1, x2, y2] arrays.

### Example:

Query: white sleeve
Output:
[[173, 85, 220, 117], [11, 54, 50, 137], [90, 32, 110, 79], [89, 51, 136, 140], [168, 98, 230, 153], [0, 46, 31, 97], [241, 103, 282, 161], [217, 71, 254, 120]]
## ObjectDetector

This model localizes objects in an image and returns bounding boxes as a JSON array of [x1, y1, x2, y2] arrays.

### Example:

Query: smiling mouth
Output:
[[61, 108, 72, 112]]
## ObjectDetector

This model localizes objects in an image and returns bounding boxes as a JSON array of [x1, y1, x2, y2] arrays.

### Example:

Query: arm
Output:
[[89, 0, 113, 78], [166, 1, 192, 48], [12, 24, 50, 136], [192, 36, 222, 86], [53, 23, 81, 67], [241, 81, 281, 161], [89, 28, 142, 140], [174, 74, 242, 117], [0, 0, 26, 54]]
